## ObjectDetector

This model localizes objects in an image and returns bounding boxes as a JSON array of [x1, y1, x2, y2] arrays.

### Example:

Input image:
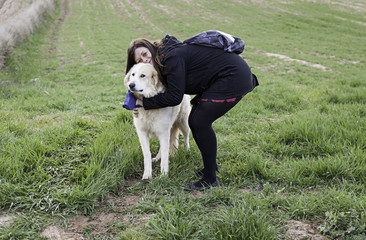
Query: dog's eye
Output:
[[140, 74, 145, 78], [132, 73, 135, 76]]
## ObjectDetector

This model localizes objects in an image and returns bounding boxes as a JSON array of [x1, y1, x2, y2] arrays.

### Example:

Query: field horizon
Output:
[[0, 0, 365, 239]]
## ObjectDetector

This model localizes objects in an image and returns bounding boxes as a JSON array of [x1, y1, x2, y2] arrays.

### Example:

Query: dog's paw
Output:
[[160, 167, 168, 175], [185, 143, 190, 151], [142, 171, 152, 180]]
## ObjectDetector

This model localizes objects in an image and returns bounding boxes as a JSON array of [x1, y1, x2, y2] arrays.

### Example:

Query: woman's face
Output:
[[134, 47, 152, 64]]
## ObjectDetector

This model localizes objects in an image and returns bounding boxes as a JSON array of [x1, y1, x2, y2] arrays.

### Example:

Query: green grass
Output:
[[0, 0, 365, 239]]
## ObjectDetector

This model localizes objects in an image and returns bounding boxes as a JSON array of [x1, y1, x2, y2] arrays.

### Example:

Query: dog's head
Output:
[[124, 63, 164, 98]]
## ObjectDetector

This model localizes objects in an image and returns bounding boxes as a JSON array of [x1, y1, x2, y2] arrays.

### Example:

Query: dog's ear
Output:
[[124, 70, 131, 85]]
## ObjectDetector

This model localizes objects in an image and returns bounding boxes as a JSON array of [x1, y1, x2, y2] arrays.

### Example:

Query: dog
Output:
[[124, 63, 191, 179]]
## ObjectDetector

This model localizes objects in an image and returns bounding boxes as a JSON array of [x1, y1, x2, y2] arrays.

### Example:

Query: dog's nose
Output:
[[129, 83, 136, 90]]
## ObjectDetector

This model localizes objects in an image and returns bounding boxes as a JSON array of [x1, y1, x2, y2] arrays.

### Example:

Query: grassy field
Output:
[[0, 0, 365, 239]]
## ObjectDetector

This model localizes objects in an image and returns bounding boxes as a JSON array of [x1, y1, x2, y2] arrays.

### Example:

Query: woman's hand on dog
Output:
[[133, 95, 143, 117], [133, 108, 139, 117]]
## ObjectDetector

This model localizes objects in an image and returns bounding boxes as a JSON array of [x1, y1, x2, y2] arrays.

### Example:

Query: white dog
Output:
[[124, 63, 191, 179]]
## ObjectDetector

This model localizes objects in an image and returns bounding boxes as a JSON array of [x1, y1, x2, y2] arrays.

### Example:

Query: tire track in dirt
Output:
[[77, 0, 117, 66], [124, 0, 165, 36], [264, 52, 329, 71], [329, 0, 366, 12], [44, 0, 70, 69], [78, 0, 94, 65], [111, 0, 131, 18], [84, 0, 96, 47], [110, 0, 163, 40], [50, 0, 129, 68]]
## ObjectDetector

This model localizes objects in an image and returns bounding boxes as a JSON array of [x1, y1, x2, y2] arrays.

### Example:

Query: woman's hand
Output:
[[133, 94, 143, 117], [133, 108, 139, 118], [135, 95, 143, 100]]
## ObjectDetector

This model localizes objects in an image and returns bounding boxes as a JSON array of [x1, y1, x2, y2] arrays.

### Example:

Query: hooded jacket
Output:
[[142, 35, 258, 110]]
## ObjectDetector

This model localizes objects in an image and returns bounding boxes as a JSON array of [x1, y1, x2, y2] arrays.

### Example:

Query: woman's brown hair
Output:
[[125, 38, 165, 84]]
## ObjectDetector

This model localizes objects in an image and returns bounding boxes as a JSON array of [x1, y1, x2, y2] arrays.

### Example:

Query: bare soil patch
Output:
[[41, 225, 83, 240], [41, 179, 150, 239], [189, 191, 204, 198], [258, 118, 281, 124], [0, 211, 16, 228], [286, 220, 329, 240]]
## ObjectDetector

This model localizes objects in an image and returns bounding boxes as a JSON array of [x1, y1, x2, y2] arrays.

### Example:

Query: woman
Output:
[[126, 34, 259, 190]]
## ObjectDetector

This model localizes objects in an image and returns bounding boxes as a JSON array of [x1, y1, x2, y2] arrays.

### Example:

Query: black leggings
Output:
[[188, 98, 242, 182]]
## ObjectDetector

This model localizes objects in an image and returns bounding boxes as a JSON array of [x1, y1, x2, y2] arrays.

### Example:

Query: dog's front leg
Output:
[[137, 132, 152, 179], [159, 135, 170, 175]]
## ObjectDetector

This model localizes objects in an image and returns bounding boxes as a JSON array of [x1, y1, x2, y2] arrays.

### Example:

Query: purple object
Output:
[[123, 91, 141, 110]]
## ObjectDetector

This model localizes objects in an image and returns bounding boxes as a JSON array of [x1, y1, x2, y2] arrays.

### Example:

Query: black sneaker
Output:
[[186, 178, 220, 191]]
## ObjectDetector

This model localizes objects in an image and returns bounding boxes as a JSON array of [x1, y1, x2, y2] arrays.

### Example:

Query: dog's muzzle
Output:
[[128, 83, 143, 92], [129, 83, 136, 91]]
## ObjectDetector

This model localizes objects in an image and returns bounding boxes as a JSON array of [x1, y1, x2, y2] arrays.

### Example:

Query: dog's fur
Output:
[[124, 63, 191, 179]]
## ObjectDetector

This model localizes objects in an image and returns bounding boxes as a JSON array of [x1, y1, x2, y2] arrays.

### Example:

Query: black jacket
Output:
[[143, 35, 258, 110]]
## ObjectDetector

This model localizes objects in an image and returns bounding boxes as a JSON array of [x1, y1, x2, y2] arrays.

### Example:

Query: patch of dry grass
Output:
[[0, 0, 55, 68]]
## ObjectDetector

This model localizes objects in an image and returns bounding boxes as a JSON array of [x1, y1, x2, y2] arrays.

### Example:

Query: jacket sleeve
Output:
[[143, 55, 186, 110]]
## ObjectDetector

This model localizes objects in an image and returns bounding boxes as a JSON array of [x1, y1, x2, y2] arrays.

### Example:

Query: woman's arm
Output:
[[143, 55, 186, 110]]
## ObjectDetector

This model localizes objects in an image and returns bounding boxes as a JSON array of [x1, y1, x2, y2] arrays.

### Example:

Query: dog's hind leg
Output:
[[177, 118, 190, 151], [169, 124, 180, 153], [137, 132, 152, 179], [180, 122, 190, 150], [152, 149, 161, 163]]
